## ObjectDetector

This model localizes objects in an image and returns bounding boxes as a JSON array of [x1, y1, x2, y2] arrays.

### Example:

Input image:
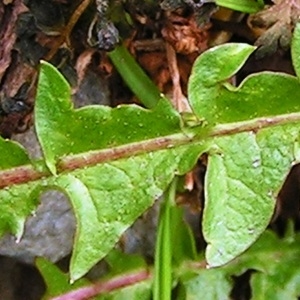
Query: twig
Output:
[[45, 0, 92, 61], [165, 42, 191, 113], [132, 38, 165, 52]]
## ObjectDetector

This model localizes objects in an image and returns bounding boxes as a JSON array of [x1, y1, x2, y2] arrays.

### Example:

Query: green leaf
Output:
[[35, 62, 181, 175], [4, 32, 300, 288], [0, 47, 209, 285], [187, 36, 300, 266], [35, 61, 71, 174], [188, 43, 300, 125], [204, 124, 300, 267], [229, 230, 300, 299], [0, 180, 41, 239], [0, 61, 207, 282], [178, 267, 232, 300], [59, 146, 204, 281], [0, 138, 36, 238], [36, 257, 89, 299], [180, 229, 300, 299], [189, 38, 300, 266], [0, 137, 30, 169], [216, 0, 264, 13], [105, 250, 147, 275], [33, 62, 208, 281], [189, 43, 255, 89], [292, 22, 300, 80]]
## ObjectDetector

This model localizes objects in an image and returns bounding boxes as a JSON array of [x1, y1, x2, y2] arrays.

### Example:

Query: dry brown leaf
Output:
[[2, 62, 35, 99], [137, 51, 170, 91], [75, 49, 97, 89], [161, 12, 210, 55], [248, 0, 300, 57], [0, 0, 28, 81]]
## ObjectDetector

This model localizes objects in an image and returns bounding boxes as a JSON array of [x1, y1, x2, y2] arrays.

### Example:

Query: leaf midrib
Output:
[[1, 111, 300, 189]]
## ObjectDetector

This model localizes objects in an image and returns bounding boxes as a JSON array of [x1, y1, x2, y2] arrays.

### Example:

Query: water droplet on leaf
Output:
[[252, 159, 260, 168]]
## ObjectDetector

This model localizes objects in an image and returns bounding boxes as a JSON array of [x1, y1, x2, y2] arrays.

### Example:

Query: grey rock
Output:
[[0, 191, 75, 264], [122, 200, 160, 258], [0, 128, 76, 264]]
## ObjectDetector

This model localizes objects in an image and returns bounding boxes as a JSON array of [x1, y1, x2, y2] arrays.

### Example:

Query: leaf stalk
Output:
[[153, 177, 178, 300]]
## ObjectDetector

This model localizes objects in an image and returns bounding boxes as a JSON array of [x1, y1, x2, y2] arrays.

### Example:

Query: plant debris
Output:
[[248, 0, 300, 58]]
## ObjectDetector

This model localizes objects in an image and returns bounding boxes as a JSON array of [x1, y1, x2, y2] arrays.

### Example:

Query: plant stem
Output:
[[108, 45, 164, 108], [51, 269, 150, 300], [2, 111, 300, 188], [153, 177, 178, 300]]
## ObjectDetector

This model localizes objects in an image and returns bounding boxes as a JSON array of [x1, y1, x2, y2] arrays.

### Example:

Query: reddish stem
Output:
[[51, 269, 150, 300], [2, 111, 300, 189]]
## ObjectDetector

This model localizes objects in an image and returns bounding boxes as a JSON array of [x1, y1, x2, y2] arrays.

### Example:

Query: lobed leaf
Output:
[[187, 26, 300, 267], [204, 124, 300, 267], [188, 43, 300, 125], [3, 28, 300, 285], [35, 62, 181, 175], [55, 150, 197, 281], [15, 62, 206, 281]]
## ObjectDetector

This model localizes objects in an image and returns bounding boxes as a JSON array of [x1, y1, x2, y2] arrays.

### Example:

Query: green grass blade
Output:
[[108, 45, 163, 109], [216, 0, 264, 13], [153, 177, 178, 300]]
